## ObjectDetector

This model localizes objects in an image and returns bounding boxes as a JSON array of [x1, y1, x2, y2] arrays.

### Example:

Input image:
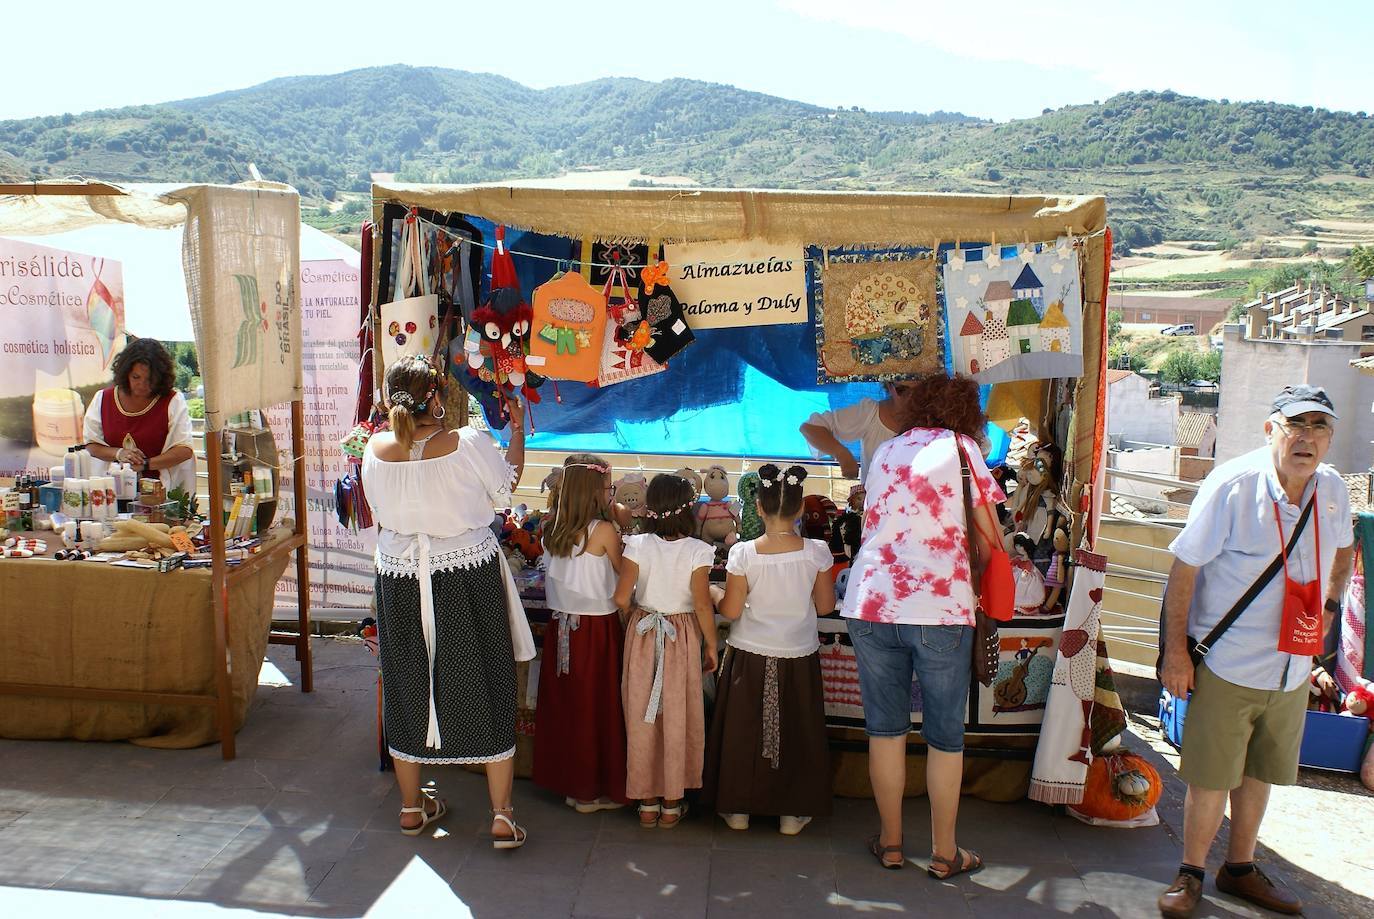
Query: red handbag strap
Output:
[[954, 435, 1001, 549]]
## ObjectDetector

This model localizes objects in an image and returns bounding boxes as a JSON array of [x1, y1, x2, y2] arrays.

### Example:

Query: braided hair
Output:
[[385, 355, 443, 451]]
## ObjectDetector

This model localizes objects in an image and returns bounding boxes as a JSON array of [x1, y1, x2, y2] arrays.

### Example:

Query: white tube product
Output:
[[63, 449, 79, 480], [76, 447, 91, 479], [78, 478, 91, 519], [121, 464, 138, 501]]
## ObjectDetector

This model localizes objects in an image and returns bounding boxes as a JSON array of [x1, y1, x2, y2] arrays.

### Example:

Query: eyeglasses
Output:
[[1275, 418, 1334, 438]]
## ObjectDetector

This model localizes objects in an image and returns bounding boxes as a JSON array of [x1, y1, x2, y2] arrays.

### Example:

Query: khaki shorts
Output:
[[1178, 663, 1307, 790]]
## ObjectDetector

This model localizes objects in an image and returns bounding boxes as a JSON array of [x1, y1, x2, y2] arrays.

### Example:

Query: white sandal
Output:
[[491, 810, 527, 850], [398, 795, 446, 837], [638, 802, 661, 827], [659, 800, 688, 829]]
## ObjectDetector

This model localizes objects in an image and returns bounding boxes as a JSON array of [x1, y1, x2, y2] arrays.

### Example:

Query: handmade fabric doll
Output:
[[801, 494, 837, 542], [1041, 525, 1070, 611], [674, 467, 703, 497], [696, 465, 740, 548]]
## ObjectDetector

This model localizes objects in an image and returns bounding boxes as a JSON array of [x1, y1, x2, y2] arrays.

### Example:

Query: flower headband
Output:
[[566, 462, 610, 474], [642, 497, 697, 520]]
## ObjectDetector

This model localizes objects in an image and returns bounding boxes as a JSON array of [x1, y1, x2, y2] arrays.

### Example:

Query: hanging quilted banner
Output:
[[810, 246, 942, 384], [944, 238, 1084, 384], [591, 259, 668, 387], [529, 270, 607, 383]]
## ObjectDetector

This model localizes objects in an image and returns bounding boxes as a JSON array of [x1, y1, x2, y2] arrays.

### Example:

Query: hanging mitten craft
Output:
[[638, 259, 695, 365]]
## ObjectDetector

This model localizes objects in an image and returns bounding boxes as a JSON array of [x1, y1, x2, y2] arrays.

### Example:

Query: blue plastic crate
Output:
[[1158, 689, 1188, 750], [1298, 710, 1370, 772]]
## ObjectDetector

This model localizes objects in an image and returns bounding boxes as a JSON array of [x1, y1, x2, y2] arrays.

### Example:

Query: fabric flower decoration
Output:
[[405, 321, 417, 334], [641, 260, 671, 294]]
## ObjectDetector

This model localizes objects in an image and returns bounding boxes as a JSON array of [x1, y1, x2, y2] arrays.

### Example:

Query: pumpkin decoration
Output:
[[1068, 752, 1162, 826]]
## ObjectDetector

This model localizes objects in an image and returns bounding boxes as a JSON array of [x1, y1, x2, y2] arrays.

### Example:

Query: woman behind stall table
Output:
[[361, 354, 535, 848], [798, 381, 910, 496], [842, 373, 1003, 879], [82, 337, 196, 496]]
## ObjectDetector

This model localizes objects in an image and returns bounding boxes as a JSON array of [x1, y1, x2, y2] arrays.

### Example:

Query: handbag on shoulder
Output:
[[958, 436, 1002, 686]]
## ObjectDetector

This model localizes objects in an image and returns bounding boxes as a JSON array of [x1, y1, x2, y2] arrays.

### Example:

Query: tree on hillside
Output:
[[1347, 245, 1374, 281], [1160, 349, 1202, 384], [1107, 310, 1123, 339]]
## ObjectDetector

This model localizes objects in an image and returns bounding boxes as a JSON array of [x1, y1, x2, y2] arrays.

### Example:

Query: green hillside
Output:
[[2, 67, 1372, 253]]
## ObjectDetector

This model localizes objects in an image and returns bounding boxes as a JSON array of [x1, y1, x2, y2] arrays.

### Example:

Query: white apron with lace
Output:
[[376, 527, 535, 751]]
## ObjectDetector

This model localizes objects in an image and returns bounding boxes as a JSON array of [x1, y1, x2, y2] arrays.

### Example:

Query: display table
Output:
[[0, 537, 291, 749]]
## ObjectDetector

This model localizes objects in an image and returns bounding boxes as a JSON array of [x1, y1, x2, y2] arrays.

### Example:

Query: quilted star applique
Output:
[[983, 246, 1001, 270], [947, 250, 965, 271], [968, 273, 982, 287], [1019, 244, 1037, 264], [955, 296, 969, 310], [1051, 261, 1066, 274], [1057, 238, 1075, 260]]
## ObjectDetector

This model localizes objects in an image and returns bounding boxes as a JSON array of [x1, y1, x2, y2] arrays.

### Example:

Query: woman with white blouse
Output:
[[703, 463, 836, 835], [361, 355, 535, 848], [82, 338, 196, 496]]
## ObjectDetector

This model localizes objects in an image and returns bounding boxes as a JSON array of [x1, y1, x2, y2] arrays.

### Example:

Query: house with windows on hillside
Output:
[[1242, 280, 1370, 342]]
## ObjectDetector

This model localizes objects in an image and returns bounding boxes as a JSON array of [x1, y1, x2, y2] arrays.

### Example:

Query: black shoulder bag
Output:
[[1154, 494, 1314, 681]]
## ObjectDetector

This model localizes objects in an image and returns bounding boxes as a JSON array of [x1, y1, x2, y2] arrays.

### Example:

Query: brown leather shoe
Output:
[[1158, 873, 1204, 918], [1215, 865, 1302, 915]]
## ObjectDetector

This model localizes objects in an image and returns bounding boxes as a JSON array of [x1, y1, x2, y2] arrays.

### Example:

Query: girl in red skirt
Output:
[[533, 454, 629, 812]]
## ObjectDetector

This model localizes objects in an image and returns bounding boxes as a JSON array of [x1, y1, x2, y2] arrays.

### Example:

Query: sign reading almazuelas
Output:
[[663, 240, 807, 330]]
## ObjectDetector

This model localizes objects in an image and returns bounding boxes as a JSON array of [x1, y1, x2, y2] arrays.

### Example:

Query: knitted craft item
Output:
[[737, 472, 762, 540]]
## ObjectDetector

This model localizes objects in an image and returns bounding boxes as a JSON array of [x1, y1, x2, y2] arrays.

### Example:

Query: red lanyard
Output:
[[1272, 483, 1319, 584]]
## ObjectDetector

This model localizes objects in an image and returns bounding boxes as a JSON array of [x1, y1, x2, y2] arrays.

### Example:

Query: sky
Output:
[[4, 1, 1372, 122]]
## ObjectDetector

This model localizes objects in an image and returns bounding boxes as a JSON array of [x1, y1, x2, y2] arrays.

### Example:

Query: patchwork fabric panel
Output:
[[811, 246, 943, 383], [944, 239, 1084, 384]]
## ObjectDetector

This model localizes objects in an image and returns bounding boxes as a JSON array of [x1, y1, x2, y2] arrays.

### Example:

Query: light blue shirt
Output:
[[1170, 446, 1352, 691]]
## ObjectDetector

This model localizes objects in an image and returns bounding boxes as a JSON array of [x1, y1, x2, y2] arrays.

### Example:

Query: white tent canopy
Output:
[[2, 223, 358, 342]]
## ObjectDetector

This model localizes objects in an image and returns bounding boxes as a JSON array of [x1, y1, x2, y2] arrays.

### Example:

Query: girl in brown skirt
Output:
[[703, 464, 835, 835], [614, 474, 719, 828], [533, 454, 628, 813]]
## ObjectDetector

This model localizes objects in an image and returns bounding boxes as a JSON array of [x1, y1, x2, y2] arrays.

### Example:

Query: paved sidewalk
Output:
[[0, 639, 1369, 918]]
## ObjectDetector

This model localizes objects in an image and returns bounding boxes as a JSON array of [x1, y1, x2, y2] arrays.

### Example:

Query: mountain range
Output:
[[3, 65, 1373, 251]]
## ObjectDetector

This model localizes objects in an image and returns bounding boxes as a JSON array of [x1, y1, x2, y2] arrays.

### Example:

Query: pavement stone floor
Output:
[[1, 638, 1371, 918]]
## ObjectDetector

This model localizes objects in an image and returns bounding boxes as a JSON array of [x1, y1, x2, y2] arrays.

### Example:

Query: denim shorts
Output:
[[848, 620, 973, 753]]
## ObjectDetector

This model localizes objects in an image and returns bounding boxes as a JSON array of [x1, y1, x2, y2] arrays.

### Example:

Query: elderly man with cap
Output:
[[1157, 385, 1354, 918]]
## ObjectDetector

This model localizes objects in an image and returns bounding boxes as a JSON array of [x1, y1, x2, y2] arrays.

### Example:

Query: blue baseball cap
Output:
[[1272, 385, 1338, 419]]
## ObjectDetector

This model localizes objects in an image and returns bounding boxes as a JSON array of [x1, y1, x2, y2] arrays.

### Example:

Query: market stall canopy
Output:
[[2, 222, 356, 342], [371, 183, 1106, 247], [0, 180, 304, 431]]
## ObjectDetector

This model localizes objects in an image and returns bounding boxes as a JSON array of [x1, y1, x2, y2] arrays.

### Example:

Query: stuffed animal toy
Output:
[[736, 472, 763, 540], [674, 467, 703, 497], [465, 225, 538, 403], [836, 486, 864, 562], [1041, 526, 1070, 611], [696, 465, 741, 548], [802, 494, 838, 541], [613, 473, 649, 533]]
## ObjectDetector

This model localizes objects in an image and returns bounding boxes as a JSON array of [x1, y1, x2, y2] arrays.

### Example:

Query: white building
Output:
[[1107, 370, 1180, 448]]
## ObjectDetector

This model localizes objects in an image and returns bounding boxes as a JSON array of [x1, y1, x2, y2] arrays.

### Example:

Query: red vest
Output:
[[99, 387, 172, 461]]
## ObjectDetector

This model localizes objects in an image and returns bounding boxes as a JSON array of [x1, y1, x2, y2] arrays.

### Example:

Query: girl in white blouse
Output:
[[703, 464, 835, 835], [532, 454, 629, 813], [613, 473, 719, 829], [361, 355, 534, 848]]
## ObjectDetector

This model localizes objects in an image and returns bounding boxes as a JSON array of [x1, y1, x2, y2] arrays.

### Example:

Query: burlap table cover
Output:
[[0, 554, 288, 748]]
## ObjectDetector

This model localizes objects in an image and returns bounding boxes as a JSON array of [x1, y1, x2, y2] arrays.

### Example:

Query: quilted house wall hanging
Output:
[[944, 239, 1084, 384]]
